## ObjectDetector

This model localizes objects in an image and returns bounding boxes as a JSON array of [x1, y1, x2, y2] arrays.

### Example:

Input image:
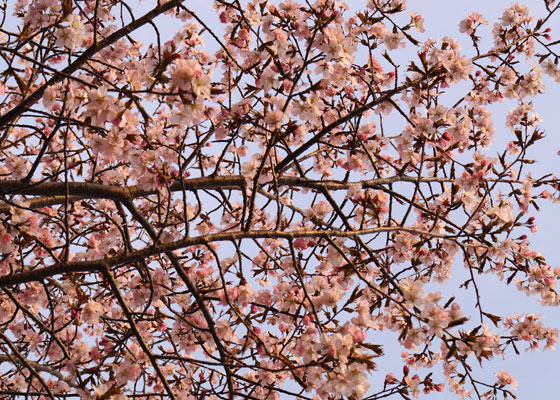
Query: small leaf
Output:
[[482, 312, 502, 327]]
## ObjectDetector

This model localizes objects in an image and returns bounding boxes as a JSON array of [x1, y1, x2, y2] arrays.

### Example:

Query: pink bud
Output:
[[350, 327, 367, 343], [293, 237, 308, 250], [385, 373, 397, 384], [530, 225, 538, 233], [544, 277, 556, 286], [282, 79, 293, 91]]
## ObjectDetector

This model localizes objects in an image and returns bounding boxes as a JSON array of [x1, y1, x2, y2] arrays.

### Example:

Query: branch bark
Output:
[[0, 225, 467, 288], [0, 0, 183, 138]]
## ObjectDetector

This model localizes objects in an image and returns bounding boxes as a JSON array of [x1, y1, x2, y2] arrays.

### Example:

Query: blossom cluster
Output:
[[0, 0, 559, 399]]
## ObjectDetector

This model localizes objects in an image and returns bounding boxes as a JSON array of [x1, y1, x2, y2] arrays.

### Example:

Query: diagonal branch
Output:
[[273, 68, 444, 174], [0, 0, 183, 136], [101, 265, 177, 400], [0, 354, 77, 389], [0, 333, 56, 399], [121, 199, 236, 399], [0, 225, 473, 288]]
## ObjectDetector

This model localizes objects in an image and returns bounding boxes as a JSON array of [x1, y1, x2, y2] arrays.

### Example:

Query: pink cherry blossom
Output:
[[0, 1, 559, 399]]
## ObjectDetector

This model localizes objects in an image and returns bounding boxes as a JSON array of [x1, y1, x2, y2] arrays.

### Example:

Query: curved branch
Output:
[[0, 225, 473, 288], [0, 354, 77, 389], [0, 0, 183, 136]]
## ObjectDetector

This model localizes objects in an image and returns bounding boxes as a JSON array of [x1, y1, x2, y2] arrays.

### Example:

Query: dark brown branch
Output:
[[0, 174, 525, 211], [273, 68, 444, 174], [0, 225, 467, 288], [121, 199, 236, 399], [0, 333, 56, 399], [101, 265, 177, 400], [0, 0, 183, 136]]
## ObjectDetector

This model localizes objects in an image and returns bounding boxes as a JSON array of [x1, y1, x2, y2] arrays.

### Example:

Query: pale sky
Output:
[[3, 0, 556, 398], [159, 0, 560, 398]]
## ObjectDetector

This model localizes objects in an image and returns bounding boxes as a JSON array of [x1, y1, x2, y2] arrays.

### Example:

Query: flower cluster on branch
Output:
[[0, 0, 559, 399]]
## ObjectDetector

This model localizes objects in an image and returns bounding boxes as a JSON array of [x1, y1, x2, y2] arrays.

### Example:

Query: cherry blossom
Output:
[[459, 12, 488, 35], [0, 0, 559, 399]]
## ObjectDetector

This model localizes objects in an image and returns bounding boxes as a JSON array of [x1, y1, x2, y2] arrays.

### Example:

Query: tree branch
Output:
[[0, 0, 183, 137], [0, 225, 472, 288]]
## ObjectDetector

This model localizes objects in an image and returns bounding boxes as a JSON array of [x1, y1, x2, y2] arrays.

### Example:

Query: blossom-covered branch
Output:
[[0, 0, 559, 399]]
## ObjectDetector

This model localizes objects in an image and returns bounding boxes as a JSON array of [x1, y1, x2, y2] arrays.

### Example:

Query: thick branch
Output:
[[0, 175, 457, 209], [0, 225, 466, 288], [0, 354, 76, 388], [1, 175, 535, 210]]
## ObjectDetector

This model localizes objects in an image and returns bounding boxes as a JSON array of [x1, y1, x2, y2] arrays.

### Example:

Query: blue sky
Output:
[[163, 0, 560, 398], [2, 0, 555, 397], [385, 1, 560, 398]]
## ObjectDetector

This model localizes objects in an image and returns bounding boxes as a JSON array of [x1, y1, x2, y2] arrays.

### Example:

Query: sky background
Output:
[[2, 0, 557, 398], [407, 1, 560, 398], [154, 0, 560, 398]]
